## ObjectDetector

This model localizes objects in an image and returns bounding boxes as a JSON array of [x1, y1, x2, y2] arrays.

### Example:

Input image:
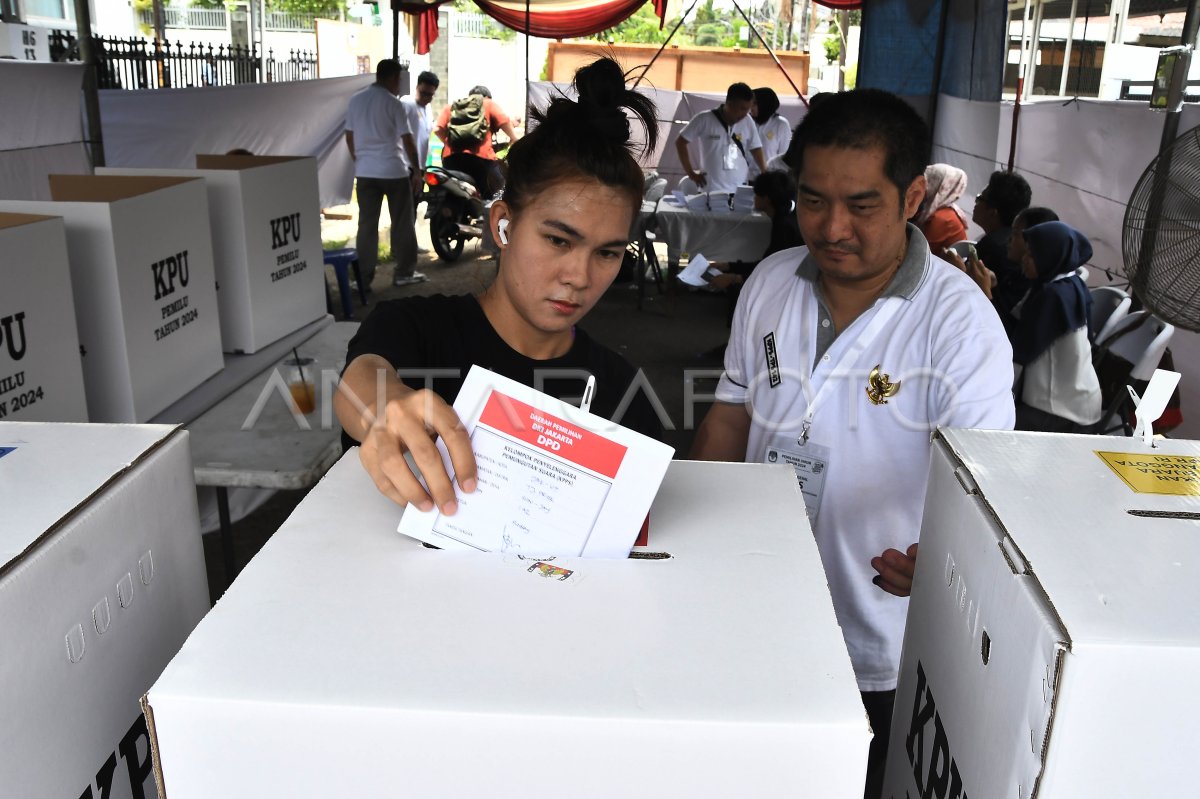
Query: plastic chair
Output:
[[1092, 311, 1175, 434], [323, 248, 366, 320], [643, 177, 668, 203], [677, 176, 700, 195], [1089, 286, 1132, 344]]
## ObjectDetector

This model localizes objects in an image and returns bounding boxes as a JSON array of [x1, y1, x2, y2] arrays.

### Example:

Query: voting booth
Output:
[[143, 457, 871, 798], [0, 176, 224, 422], [99, 156, 325, 354], [0, 213, 88, 422], [0, 423, 211, 799], [885, 429, 1200, 798]]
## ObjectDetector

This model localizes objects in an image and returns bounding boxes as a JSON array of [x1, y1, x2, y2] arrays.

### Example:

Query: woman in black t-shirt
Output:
[[336, 57, 661, 514]]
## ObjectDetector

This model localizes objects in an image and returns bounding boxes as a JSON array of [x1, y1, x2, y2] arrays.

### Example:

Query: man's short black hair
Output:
[[980, 171, 1033, 227], [376, 59, 402, 83], [417, 70, 439, 88], [726, 83, 753, 103], [1015, 205, 1058, 228], [786, 89, 929, 200]]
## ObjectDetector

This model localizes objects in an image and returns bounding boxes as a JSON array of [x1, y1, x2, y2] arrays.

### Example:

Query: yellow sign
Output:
[[1095, 451, 1200, 496]]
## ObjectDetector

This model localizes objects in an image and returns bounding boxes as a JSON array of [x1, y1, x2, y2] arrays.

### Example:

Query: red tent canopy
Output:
[[394, 0, 858, 56]]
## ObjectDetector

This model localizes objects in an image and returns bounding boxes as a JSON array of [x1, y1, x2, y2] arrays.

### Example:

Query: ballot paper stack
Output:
[[141, 456, 871, 796], [733, 184, 755, 213]]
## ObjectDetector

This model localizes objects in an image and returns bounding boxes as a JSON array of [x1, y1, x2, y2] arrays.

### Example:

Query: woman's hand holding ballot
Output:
[[336, 354, 477, 516]]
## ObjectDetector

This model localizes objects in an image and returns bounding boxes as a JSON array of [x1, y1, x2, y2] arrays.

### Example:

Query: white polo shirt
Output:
[[679, 108, 763, 194], [345, 83, 413, 180], [716, 226, 1015, 692], [750, 114, 792, 178], [400, 95, 434, 171]]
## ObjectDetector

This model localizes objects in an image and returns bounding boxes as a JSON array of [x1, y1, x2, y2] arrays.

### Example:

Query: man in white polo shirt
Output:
[[691, 89, 1014, 799], [400, 70, 440, 253], [344, 59, 425, 289], [675, 82, 768, 195]]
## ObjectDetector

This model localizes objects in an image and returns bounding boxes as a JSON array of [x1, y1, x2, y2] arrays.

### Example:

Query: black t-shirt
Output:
[[341, 294, 664, 448]]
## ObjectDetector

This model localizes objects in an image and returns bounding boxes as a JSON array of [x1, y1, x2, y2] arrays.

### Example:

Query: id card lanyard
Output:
[[797, 294, 904, 445]]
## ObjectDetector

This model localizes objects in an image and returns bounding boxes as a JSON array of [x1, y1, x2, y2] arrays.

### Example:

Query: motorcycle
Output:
[[422, 165, 487, 263]]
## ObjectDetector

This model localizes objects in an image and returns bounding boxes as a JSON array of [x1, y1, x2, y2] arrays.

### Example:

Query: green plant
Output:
[[695, 23, 721, 46], [823, 22, 840, 64]]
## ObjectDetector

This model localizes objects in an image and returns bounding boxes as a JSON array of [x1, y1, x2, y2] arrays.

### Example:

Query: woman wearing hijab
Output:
[[749, 87, 791, 178], [1011, 221, 1102, 432], [917, 164, 969, 261]]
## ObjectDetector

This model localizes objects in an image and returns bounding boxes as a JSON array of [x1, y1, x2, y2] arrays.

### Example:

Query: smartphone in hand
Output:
[[966, 243, 981, 269]]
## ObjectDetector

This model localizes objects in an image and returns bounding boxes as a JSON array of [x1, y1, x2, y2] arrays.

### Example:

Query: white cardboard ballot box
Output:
[[0, 422, 211, 799], [0, 176, 225, 422], [99, 155, 325, 354], [0, 213, 88, 421], [144, 456, 871, 798], [885, 429, 1200, 799]]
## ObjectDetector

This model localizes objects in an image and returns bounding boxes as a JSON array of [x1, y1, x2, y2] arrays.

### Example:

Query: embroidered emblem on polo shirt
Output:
[[866, 364, 901, 405], [763, 332, 781, 387]]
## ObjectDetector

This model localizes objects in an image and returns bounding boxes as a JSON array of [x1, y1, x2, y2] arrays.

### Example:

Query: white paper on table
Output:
[[733, 185, 755, 212], [397, 366, 675, 558], [669, 190, 687, 206], [677, 253, 712, 287]]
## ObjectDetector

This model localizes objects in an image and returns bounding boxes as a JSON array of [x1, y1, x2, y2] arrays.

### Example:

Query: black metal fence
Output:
[[49, 30, 316, 90]]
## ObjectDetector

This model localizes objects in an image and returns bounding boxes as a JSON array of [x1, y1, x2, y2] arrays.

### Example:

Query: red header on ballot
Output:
[[478, 391, 628, 479]]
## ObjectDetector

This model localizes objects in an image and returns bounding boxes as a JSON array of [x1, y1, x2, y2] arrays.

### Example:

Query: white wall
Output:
[[445, 16, 549, 126]]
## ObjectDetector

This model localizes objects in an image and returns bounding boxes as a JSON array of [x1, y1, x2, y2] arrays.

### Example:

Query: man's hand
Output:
[[690, 171, 708, 189], [707, 272, 742, 290], [410, 170, 423, 194], [871, 543, 919, 597], [357, 388, 477, 515]]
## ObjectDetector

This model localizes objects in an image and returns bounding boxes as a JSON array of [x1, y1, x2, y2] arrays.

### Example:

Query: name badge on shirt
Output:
[[766, 436, 831, 523], [723, 142, 739, 170]]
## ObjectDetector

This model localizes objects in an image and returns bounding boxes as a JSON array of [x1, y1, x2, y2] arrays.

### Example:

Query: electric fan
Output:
[[1122, 123, 1200, 332]]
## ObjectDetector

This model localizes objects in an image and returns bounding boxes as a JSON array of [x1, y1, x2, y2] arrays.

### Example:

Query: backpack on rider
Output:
[[447, 94, 489, 148]]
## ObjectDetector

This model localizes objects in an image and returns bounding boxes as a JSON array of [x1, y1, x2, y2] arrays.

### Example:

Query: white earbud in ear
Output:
[[497, 218, 509, 245]]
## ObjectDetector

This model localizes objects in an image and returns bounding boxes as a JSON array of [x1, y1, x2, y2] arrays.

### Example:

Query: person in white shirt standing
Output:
[[399, 70, 439, 173], [690, 88, 1015, 799], [675, 82, 767, 195], [400, 70, 440, 253], [345, 59, 426, 289], [748, 86, 792, 178]]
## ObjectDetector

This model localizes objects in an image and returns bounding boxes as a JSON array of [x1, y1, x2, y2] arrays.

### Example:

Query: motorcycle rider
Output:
[[434, 85, 519, 197]]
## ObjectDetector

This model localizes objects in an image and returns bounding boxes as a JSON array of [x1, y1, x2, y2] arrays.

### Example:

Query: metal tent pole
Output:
[[73, 0, 104, 166]]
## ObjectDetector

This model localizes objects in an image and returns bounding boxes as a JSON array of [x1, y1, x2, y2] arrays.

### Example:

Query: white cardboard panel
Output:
[[147, 457, 871, 798], [0, 423, 210, 799], [0, 179, 225, 421], [886, 429, 1200, 799], [0, 214, 88, 421], [98, 159, 325, 354]]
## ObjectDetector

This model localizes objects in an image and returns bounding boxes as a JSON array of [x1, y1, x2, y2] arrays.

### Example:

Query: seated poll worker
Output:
[[335, 57, 664, 514], [689, 89, 1015, 798]]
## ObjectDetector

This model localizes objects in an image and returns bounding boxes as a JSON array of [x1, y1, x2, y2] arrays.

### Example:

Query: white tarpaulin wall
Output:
[[527, 81, 808, 189], [99, 74, 374, 208], [933, 94, 1200, 440], [0, 61, 91, 201]]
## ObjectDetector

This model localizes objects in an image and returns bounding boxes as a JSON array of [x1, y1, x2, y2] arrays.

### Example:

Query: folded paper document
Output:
[[398, 367, 674, 558]]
